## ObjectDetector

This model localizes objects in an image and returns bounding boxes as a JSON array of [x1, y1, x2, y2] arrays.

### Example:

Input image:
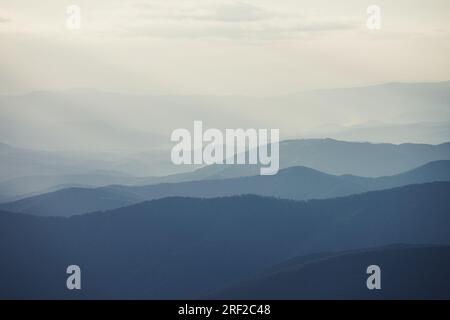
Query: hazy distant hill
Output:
[[0, 142, 199, 201], [212, 245, 450, 300], [149, 139, 450, 184], [344, 159, 450, 190], [183, 139, 450, 180], [0, 142, 86, 182], [0, 142, 196, 182], [0, 182, 449, 299], [1, 137, 450, 202], [1, 82, 450, 151], [0, 172, 146, 203], [328, 121, 450, 146], [2, 160, 449, 217], [1, 81, 450, 198]]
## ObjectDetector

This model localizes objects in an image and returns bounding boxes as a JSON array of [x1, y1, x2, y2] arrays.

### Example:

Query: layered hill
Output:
[[1, 182, 450, 299], [1, 160, 449, 217]]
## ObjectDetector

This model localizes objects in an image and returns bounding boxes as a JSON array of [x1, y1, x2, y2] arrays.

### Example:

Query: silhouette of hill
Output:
[[212, 245, 450, 299], [163, 139, 450, 182], [345, 159, 450, 190], [0, 171, 149, 203], [0, 142, 197, 201], [0, 182, 450, 299], [2, 160, 450, 217], [1, 138, 450, 202]]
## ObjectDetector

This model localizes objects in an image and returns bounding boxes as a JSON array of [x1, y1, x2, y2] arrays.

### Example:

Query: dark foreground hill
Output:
[[2, 160, 450, 217], [212, 245, 450, 300], [0, 182, 450, 299]]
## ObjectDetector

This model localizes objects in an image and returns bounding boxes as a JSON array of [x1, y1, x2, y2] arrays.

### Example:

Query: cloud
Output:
[[119, 20, 357, 41], [185, 2, 269, 22], [134, 1, 270, 23], [0, 16, 10, 23], [125, 1, 357, 40], [0, 1, 357, 40], [293, 21, 356, 32]]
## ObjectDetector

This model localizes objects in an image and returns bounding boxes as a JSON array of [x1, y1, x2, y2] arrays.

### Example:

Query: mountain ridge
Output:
[[2, 160, 449, 217], [211, 244, 450, 300], [1, 182, 450, 299]]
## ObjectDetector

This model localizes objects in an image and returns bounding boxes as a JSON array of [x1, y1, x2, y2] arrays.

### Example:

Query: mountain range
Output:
[[1, 182, 449, 299], [2, 82, 450, 151], [179, 139, 450, 180], [1, 81, 450, 299], [2, 160, 449, 217], [212, 244, 450, 300], [1, 138, 450, 203]]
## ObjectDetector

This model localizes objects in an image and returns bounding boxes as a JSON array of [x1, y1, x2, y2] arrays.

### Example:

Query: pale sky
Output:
[[1, 0, 450, 95]]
